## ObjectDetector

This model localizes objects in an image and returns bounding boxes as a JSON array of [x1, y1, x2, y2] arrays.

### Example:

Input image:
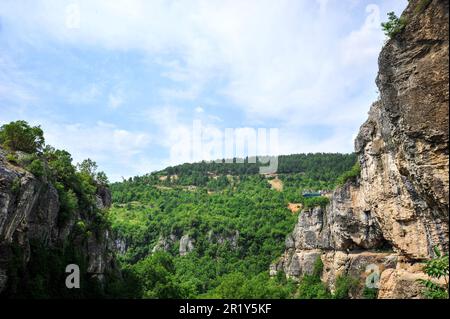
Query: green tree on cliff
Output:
[[0, 120, 45, 153], [381, 11, 407, 38], [418, 247, 449, 299], [77, 158, 98, 177]]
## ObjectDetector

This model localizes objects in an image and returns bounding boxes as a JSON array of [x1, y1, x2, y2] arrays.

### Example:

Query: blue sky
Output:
[[0, 0, 408, 181]]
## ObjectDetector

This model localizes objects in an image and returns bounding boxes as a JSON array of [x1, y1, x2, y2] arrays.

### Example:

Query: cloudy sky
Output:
[[0, 0, 407, 181]]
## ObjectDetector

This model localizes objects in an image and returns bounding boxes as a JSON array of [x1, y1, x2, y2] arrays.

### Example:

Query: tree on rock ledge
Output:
[[0, 120, 45, 154]]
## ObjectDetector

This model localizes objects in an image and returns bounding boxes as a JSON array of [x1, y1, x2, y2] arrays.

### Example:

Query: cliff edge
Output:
[[272, 0, 449, 298], [0, 148, 120, 297]]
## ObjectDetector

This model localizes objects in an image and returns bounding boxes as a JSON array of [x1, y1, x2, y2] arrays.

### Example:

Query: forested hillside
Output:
[[108, 153, 357, 298], [113, 153, 356, 198]]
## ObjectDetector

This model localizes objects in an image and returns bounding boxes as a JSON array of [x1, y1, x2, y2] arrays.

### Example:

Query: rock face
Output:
[[179, 234, 195, 256], [151, 233, 195, 256], [0, 149, 118, 295], [150, 230, 239, 256], [208, 230, 240, 249], [151, 234, 178, 253], [273, 0, 449, 298]]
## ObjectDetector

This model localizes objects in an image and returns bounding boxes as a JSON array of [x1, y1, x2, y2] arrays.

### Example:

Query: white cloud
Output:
[[67, 83, 102, 105], [144, 106, 194, 165], [277, 125, 356, 156], [195, 106, 204, 113], [45, 121, 151, 162], [145, 106, 234, 165], [108, 89, 124, 109], [340, 4, 384, 67], [0, 0, 409, 179], [159, 84, 201, 101], [0, 0, 406, 122], [0, 116, 153, 181], [0, 54, 39, 104]]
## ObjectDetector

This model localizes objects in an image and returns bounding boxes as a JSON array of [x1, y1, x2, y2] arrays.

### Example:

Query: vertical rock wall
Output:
[[0, 149, 118, 294], [273, 0, 449, 298]]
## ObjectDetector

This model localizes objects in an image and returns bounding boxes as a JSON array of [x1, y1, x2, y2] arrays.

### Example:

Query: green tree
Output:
[[96, 171, 109, 185], [16, 153, 46, 178], [297, 257, 331, 299], [77, 158, 98, 177], [417, 247, 449, 299], [55, 182, 79, 226], [132, 252, 185, 298], [336, 161, 360, 186], [0, 120, 45, 153], [44, 147, 77, 183], [212, 272, 247, 298], [297, 275, 330, 299], [333, 275, 359, 299], [381, 12, 407, 38]]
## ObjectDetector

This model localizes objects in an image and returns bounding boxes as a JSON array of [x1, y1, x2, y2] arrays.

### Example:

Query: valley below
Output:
[[107, 154, 356, 298], [0, 0, 448, 300]]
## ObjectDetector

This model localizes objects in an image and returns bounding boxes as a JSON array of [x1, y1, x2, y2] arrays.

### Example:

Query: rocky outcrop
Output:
[[150, 230, 239, 256], [207, 230, 239, 249], [114, 238, 128, 255], [273, 0, 449, 298], [354, 0, 449, 259], [179, 234, 195, 256], [0, 148, 119, 295], [150, 233, 195, 256], [152, 234, 178, 253], [96, 185, 112, 210]]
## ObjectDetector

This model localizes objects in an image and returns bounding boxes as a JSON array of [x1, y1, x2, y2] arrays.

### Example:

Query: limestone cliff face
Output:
[[147, 230, 238, 256], [273, 0, 449, 298], [356, 0, 449, 259], [0, 149, 118, 295]]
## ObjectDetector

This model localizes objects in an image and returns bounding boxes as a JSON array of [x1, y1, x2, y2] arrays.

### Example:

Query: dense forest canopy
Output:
[[108, 153, 359, 298], [113, 153, 356, 193]]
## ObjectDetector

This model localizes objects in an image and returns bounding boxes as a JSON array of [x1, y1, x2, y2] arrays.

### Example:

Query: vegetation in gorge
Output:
[[1, 121, 364, 298], [109, 153, 358, 298]]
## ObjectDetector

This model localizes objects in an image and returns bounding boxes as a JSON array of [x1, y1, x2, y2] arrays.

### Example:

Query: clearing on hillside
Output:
[[268, 178, 283, 191], [287, 203, 302, 213]]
